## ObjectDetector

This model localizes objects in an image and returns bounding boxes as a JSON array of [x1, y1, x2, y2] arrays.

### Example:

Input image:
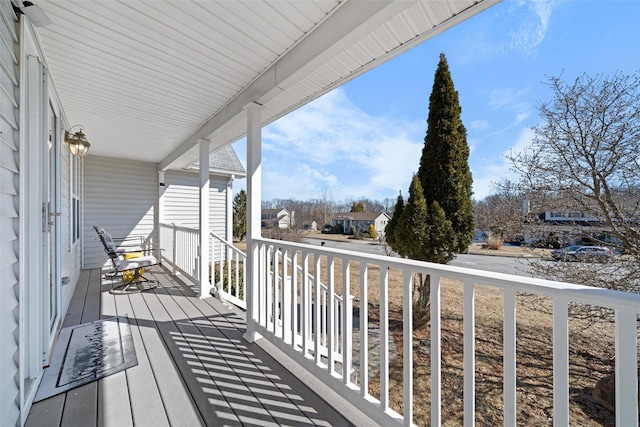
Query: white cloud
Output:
[[469, 119, 490, 132], [508, 127, 536, 158], [263, 90, 376, 165], [241, 86, 530, 203], [451, 0, 558, 62], [515, 111, 531, 123], [506, 0, 556, 56], [259, 89, 424, 201], [483, 86, 534, 136], [488, 87, 530, 110], [262, 163, 340, 201]]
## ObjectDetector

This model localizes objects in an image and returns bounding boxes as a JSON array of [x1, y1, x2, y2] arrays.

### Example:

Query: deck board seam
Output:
[[149, 274, 244, 425], [137, 273, 207, 426], [164, 273, 323, 426], [155, 272, 298, 424], [116, 290, 170, 427]]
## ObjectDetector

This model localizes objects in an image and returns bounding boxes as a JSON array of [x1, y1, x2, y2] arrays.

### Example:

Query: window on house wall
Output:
[[70, 152, 80, 244]]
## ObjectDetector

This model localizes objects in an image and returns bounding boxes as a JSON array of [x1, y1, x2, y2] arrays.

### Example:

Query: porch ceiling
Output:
[[30, 0, 499, 170]]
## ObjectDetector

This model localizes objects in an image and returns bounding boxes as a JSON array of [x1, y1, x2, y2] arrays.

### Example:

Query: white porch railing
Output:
[[210, 231, 247, 309], [158, 224, 248, 306], [250, 237, 639, 427], [159, 223, 201, 281], [160, 228, 639, 426]]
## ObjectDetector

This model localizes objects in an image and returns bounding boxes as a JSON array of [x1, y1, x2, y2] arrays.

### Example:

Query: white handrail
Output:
[[249, 237, 639, 427]]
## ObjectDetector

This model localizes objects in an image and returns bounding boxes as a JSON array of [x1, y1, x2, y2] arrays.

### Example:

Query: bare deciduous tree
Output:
[[474, 180, 526, 245], [317, 187, 335, 227], [508, 71, 640, 307]]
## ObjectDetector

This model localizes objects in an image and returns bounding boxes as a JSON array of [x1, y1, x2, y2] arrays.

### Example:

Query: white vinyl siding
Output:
[[163, 170, 227, 237], [0, 1, 20, 424], [83, 155, 158, 269]]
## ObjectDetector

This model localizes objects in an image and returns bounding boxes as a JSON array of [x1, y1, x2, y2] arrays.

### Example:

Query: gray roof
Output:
[[332, 212, 390, 221], [183, 145, 246, 178]]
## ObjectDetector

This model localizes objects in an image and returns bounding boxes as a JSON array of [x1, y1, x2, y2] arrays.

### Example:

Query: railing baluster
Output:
[[431, 274, 442, 427], [282, 249, 291, 343], [342, 258, 352, 385], [322, 289, 327, 348], [291, 250, 298, 348], [259, 244, 267, 326], [235, 253, 242, 302], [359, 263, 368, 397], [225, 241, 230, 293], [275, 248, 282, 336], [615, 310, 638, 426], [403, 268, 413, 426], [463, 280, 475, 427], [172, 223, 177, 273], [314, 253, 321, 366], [380, 265, 389, 411], [267, 245, 274, 331], [327, 256, 335, 375], [553, 298, 569, 427], [503, 288, 517, 427], [302, 252, 310, 355]]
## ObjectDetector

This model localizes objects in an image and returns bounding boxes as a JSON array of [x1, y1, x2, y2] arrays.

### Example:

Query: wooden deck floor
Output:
[[25, 266, 360, 427]]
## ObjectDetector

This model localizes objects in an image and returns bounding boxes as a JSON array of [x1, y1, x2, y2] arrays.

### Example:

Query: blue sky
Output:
[[233, 0, 640, 203]]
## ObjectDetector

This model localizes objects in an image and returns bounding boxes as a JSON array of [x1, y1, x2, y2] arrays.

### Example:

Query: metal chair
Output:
[[94, 226, 159, 294]]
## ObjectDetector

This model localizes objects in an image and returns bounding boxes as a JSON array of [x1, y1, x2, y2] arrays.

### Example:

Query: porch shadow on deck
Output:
[[26, 265, 371, 427]]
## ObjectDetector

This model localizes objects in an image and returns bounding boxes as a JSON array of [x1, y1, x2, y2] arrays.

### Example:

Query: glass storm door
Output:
[[45, 102, 60, 336]]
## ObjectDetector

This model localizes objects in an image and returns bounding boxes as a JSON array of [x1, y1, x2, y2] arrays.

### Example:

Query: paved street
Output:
[[451, 253, 533, 276], [303, 236, 535, 277]]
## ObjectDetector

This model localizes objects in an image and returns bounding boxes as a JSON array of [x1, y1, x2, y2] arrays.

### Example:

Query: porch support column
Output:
[[198, 140, 211, 298], [226, 175, 234, 245], [157, 171, 166, 258], [243, 102, 263, 343]]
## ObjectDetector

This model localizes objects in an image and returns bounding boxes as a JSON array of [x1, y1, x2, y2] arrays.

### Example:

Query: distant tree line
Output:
[[232, 188, 396, 240], [259, 194, 393, 231]]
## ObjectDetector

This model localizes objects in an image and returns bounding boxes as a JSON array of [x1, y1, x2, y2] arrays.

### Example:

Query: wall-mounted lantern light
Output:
[[64, 126, 91, 157]]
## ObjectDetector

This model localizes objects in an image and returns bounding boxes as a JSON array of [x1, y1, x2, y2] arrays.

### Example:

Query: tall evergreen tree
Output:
[[418, 53, 474, 253], [399, 176, 428, 262], [350, 202, 365, 212], [232, 190, 247, 241], [423, 200, 456, 263], [385, 191, 404, 254]]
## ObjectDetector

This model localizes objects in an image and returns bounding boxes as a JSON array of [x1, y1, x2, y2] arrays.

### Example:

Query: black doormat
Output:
[[34, 316, 137, 402]]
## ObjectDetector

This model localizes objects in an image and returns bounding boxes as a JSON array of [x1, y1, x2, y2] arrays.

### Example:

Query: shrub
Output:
[[262, 227, 304, 243], [211, 261, 244, 299], [485, 235, 504, 250], [368, 224, 378, 240]]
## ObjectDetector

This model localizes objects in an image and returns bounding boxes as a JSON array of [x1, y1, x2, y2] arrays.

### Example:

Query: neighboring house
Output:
[[523, 211, 626, 245], [540, 211, 601, 225], [300, 220, 318, 231], [261, 208, 292, 229], [331, 212, 391, 234]]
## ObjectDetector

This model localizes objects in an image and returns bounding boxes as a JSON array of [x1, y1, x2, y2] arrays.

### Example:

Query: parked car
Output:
[[552, 245, 614, 262], [551, 245, 581, 261]]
